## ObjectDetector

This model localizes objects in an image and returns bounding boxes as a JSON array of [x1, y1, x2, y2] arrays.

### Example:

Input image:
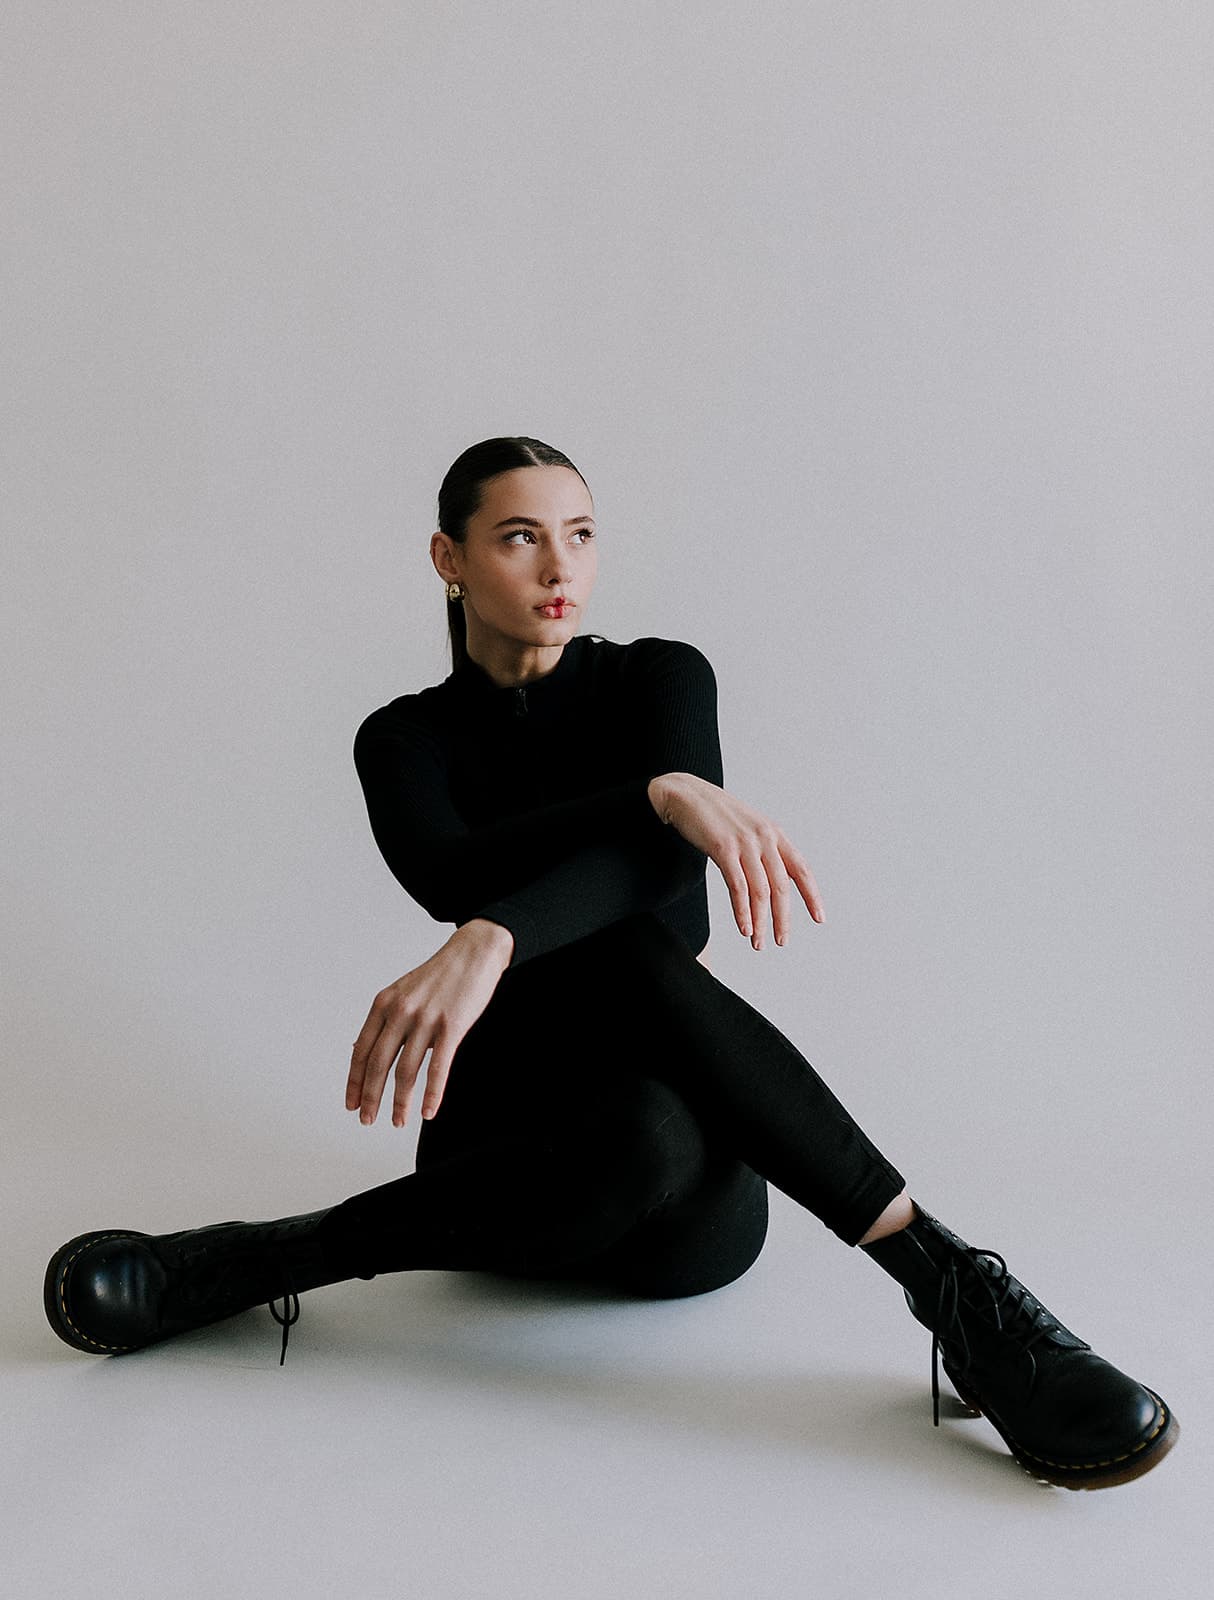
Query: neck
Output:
[[462, 634, 575, 689]]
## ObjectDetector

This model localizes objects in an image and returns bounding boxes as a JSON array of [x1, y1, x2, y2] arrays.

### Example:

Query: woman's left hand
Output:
[[651, 772, 825, 950], [345, 919, 514, 1128]]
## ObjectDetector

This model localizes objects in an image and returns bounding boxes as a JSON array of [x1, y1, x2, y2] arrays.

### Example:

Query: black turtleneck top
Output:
[[352, 632, 724, 968]]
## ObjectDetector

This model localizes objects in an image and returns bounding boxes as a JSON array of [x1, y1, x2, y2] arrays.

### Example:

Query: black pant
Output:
[[319, 912, 907, 1298]]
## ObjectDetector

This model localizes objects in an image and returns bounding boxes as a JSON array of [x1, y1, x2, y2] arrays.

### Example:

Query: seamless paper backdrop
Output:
[[2, 4, 1210, 1596], [5, 0, 1209, 1315], [7, 0, 1208, 1208]]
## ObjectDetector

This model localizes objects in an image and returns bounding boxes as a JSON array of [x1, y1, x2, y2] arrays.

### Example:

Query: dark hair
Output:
[[437, 436, 590, 672]]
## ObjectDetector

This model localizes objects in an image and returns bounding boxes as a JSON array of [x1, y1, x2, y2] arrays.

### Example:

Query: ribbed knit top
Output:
[[352, 632, 724, 967]]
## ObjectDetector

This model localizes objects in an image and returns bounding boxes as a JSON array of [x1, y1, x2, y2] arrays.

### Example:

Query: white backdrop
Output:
[[4, 4, 1210, 1596]]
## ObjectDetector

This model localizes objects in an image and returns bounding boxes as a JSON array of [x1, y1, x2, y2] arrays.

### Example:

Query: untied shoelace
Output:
[[926, 1247, 1059, 1426], [171, 1224, 310, 1365], [267, 1250, 301, 1366]]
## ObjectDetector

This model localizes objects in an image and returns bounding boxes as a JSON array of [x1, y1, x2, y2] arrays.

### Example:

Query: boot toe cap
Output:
[[979, 1352, 1175, 1485], [1016, 1385, 1175, 1486], [44, 1231, 165, 1354], [1042, 1352, 1167, 1456]]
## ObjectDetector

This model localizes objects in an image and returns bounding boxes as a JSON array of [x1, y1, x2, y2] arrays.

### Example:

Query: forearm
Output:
[[452, 777, 708, 969], [363, 768, 661, 924], [463, 820, 707, 969]]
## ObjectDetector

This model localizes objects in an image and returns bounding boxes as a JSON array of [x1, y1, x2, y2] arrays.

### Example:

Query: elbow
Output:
[[379, 858, 459, 923]]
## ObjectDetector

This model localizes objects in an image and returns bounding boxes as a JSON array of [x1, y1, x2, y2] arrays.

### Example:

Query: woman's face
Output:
[[439, 465, 598, 654]]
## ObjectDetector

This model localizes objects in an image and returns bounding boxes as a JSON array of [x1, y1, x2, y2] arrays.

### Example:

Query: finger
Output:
[[346, 1010, 382, 1110], [421, 1038, 454, 1121], [739, 841, 771, 949], [763, 847, 794, 945], [391, 1047, 421, 1128], [359, 1053, 391, 1124], [346, 1052, 364, 1111], [714, 849, 755, 939], [788, 855, 825, 923], [360, 1014, 413, 1125], [386, 1025, 433, 1128]]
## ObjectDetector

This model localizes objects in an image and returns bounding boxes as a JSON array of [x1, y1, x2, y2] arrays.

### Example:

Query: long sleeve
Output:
[[354, 720, 666, 923], [470, 641, 723, 964], [353, 638, 725, 966]]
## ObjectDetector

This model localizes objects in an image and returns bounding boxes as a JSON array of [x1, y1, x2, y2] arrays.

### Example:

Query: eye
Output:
[[502, 528, 596, 544]]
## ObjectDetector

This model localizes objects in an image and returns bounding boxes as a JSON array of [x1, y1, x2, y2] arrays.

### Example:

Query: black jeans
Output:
[[319, 912, 907, 1298]]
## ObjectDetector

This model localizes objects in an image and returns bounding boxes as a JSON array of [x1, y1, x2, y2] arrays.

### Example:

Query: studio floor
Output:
[[5, 1179, 1206, 1600]]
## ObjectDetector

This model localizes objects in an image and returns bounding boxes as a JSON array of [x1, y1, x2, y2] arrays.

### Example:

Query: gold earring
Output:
[[445, 581, 464, 601]]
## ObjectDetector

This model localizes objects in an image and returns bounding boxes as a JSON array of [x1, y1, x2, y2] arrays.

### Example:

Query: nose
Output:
[[540, 550, 574, 586]]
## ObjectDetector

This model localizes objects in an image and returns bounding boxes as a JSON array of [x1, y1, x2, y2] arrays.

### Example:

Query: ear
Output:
[[430, 530, 457, 583]]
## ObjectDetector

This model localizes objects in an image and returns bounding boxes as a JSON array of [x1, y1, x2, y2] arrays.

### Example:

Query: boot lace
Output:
[[171, 1233, 303, 1365], [926, 1247, 1061, 1426], [267, 1258, 301, 1366]]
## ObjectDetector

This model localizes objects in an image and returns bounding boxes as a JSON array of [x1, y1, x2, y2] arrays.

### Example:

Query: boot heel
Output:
[[943, 1365, 984, 1418]]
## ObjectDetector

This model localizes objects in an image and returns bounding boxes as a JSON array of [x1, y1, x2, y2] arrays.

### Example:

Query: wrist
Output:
[[648, 773, 676, 824], [454, 917, 515, 968]]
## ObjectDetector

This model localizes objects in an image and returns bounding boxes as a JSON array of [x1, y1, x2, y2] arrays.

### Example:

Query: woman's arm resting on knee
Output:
[[345, 918, 513, 1129], [648, 773, 825, 952]]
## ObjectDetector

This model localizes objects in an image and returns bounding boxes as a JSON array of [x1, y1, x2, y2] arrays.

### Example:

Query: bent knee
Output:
[[599, 1165, 771, 1300], [593, 1077, 710, 1193]]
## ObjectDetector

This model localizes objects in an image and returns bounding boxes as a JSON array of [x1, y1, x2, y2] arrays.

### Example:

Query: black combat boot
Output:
[[43, 1209, 365, 1365], [862, 1202, 1178, 1488]]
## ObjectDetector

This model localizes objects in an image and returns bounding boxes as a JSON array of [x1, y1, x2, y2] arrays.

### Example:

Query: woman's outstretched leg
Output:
[[43, 1069, 766, 1361], [44, 903, 891, 1369], [316, 1071, 763, 1285]]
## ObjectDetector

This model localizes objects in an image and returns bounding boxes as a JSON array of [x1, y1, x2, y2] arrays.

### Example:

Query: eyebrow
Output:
[[490, 515, 595, 529]]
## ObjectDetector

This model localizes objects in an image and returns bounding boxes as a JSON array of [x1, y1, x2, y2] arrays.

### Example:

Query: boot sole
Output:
[[944, 1363, 1179, 1489], [43, 1230, 151, 1355]]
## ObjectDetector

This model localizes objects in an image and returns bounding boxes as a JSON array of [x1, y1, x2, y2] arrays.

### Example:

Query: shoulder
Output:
[[589, 632, 717, 683], [353, 681, 448, 759], [618, 635, 719, 702]]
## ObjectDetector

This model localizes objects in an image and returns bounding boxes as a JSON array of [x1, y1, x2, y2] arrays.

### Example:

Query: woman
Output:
[[44, 436, 1177, 1490]]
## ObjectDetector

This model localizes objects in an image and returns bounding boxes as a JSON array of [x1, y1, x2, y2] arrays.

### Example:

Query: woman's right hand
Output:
[[648, 772, 825, 951], [346, 918, 513, 1128]]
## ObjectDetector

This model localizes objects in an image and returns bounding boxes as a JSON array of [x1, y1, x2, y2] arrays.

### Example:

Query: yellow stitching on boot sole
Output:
[[56, 1234, 140, 1353], [1013, 1402, 1169, 1473], [949, 1367, 1170, 1473]]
